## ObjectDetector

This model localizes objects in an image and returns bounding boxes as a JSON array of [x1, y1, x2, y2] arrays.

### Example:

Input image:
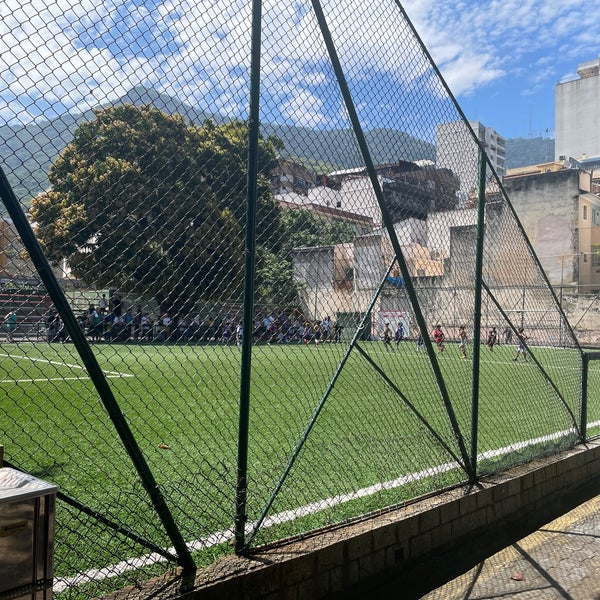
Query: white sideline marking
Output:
[[0, 352, 133, 379], [53, 423, 598, 592], [0, 375, 129, 384]]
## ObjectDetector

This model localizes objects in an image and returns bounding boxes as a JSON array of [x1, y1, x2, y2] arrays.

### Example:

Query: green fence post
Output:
[[581, 353, 588, 444], [234, 0, 263, 555], [470, 150, 487, 480]]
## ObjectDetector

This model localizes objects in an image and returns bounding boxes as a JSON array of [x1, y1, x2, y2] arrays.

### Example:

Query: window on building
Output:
[[592, 253, 600, 267], [583, 205, 588, 220]]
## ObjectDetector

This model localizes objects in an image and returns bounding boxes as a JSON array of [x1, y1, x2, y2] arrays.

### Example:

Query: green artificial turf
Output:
[[1, 339, 597, 595]]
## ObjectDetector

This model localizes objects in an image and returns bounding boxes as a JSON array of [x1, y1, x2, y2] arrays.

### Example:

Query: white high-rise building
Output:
[[436, 121, 505, 202], [555, 55, 600, 162]]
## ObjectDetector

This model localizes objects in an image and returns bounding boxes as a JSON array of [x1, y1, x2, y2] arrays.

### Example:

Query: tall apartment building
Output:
[[436, 120, 506, 202], [555, 55, 600, 162]]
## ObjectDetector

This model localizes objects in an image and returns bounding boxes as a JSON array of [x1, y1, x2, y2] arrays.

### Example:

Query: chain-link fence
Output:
[[0, 0, 597, 597]]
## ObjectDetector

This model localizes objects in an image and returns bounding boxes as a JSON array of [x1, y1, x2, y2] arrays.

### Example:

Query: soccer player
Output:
[[415, 330, 425, 352], [395, 322, 404, 346], [487, 327, 498, 351], [513, 327, 528, 362], [432, 325, 445, 352], [234, 321, 243, 350], [313, 320, 322, 347], [458, 325, 467, 359], [382, 322, 393, 351]]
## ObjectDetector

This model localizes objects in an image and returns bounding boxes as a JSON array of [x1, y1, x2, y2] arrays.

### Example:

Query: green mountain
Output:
[[0, 86, 555, 204], [505, 137, 555, 169], [0, 86, 216, 204], [262, 123, 435, 172], [1, 87, 439, 204]]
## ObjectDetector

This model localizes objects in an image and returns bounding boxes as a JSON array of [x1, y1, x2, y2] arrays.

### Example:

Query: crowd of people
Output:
[[33, 295, 530, 361], [41, 297, 348, 346], [253, 313, 344, 345]]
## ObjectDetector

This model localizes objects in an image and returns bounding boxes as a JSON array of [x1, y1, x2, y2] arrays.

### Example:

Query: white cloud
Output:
[[0, 0, 599, 132], [405, 0, 600, 97], [281, 89, 327, 127], [0, 0, 157, 122]]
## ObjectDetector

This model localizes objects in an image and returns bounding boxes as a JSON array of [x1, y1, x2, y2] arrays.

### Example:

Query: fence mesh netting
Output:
[[0, 0, 596, 597]]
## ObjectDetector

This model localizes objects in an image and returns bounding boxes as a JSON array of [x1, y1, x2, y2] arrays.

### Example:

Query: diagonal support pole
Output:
[[244, 260, 396, 549], [482, 280, 580, 436], [0, 167, 196, 583], [353, 346, 466, 469], [3, 460, 178, 562], [309, 0, 472, 478]]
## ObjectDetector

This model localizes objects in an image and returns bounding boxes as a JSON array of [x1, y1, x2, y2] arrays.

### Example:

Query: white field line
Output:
[[0, 375, 131, 384], [434, 354, 583, 371], [0, 352, 133, 379], [53, 422, 600, 593]]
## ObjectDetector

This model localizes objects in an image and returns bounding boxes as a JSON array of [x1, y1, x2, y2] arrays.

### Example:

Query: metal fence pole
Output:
[[0, 166, 196, 582], [469, 150, 487, 479], [235, 0, 263, 555], [581, 353, 589, 444], [580, 353, 600, 443]]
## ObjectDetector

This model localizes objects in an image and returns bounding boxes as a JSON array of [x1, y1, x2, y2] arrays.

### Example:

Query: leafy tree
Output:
[[254, 247, 301, 307], [195, 120, 285, 253], [31, 105, 282, 314]]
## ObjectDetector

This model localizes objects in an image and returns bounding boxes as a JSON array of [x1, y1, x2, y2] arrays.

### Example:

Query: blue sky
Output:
[[410, 1, 600, 139], [0, 0, 599, 141]]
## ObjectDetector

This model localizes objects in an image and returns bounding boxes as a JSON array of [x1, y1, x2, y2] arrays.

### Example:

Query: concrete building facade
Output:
[[436, 120, 506, 203], [282, 162, 460, 229], [503, 168, 600, 294], [289, 200, 564, 343], [555, 55, 600, 162]]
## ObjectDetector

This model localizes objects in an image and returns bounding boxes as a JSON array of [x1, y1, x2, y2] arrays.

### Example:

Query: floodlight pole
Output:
[[469, 150, 487, 479], [235, 0, 263, 554]]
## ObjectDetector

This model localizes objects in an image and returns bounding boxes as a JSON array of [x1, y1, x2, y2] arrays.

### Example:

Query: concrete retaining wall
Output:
[[118, 439, 600, 599]]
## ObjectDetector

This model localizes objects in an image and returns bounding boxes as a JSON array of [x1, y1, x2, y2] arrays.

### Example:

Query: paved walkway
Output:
[[423, 494, 600, 599]]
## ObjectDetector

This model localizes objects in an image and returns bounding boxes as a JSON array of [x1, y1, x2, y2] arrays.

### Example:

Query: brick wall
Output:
[[116, 439, 600, 599]]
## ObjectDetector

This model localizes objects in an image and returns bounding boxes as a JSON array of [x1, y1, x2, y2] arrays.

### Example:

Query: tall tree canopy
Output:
[[31, 105, 283, 314]]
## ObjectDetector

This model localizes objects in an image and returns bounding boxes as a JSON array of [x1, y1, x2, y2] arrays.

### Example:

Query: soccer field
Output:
[[1, 339, 598, 593]]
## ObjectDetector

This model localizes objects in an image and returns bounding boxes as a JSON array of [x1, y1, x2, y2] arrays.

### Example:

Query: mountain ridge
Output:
[[0, 86, 555, 203]]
